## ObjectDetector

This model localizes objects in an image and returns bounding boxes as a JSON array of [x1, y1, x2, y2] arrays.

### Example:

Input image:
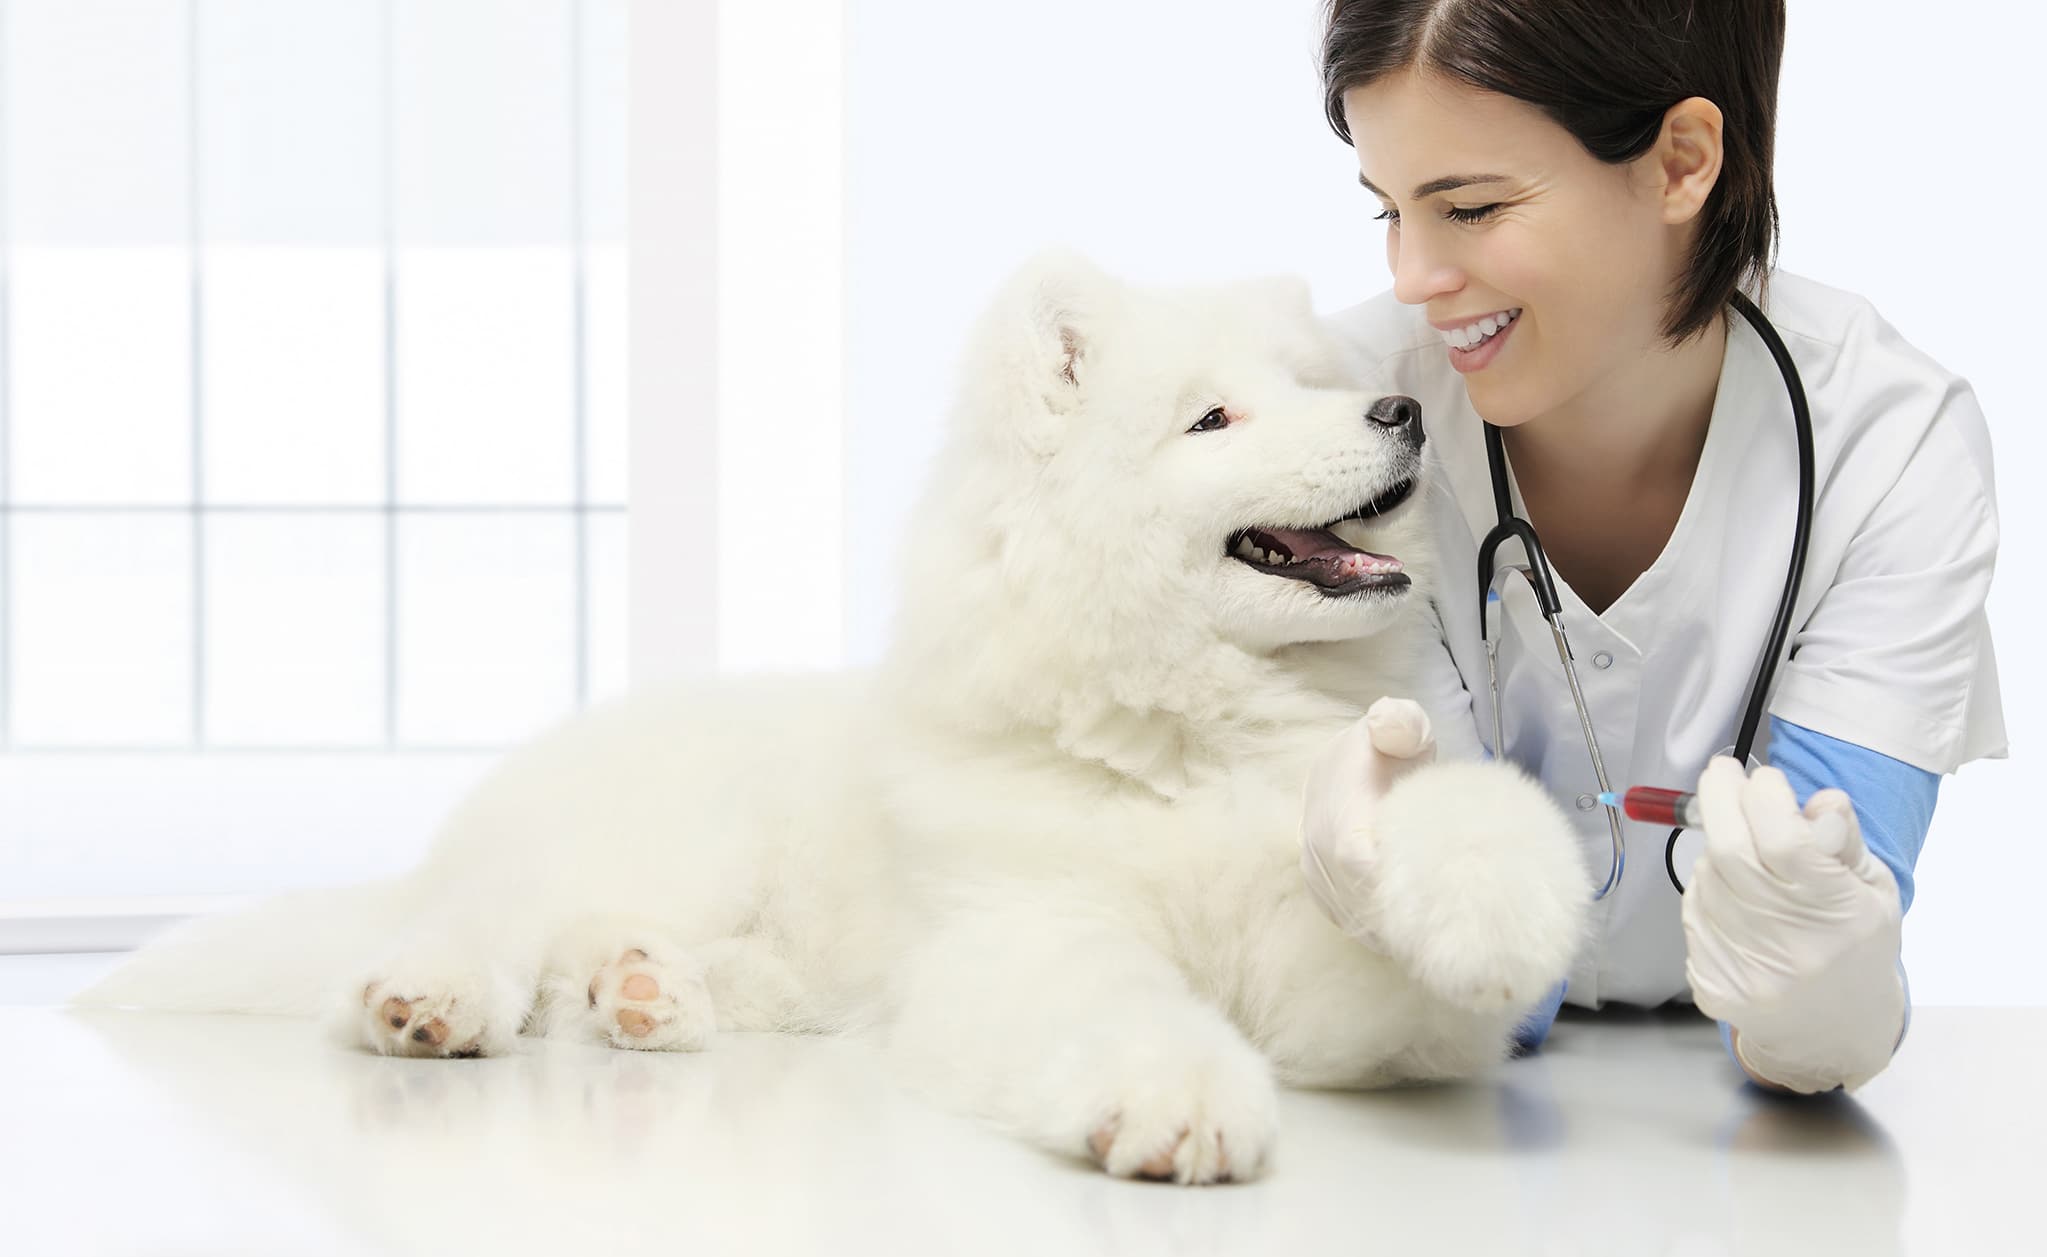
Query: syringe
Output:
[[1596, 786, 1704, 830]]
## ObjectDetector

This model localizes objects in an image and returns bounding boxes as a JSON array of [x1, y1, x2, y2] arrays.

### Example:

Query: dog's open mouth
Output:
[[1225, 476, 1416, 596]]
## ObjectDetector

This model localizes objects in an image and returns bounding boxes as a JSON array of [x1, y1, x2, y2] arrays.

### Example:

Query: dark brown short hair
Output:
[[1321, 0, 1783, 347]]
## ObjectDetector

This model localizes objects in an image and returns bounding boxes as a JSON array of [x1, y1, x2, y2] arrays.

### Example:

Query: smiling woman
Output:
[[1304, 0, 2009, 1098], [1324, 0, 1781, 353]]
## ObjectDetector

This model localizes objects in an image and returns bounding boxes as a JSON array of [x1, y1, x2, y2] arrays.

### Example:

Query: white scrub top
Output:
[[1326, 267, 2008, 1010]]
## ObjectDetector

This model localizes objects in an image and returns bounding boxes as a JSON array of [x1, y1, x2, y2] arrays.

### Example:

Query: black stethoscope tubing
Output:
[[1477, 289, 1817, 895]]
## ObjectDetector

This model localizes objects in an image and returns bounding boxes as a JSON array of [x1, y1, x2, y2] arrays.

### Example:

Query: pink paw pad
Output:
[[585, 947, 710, 1051]]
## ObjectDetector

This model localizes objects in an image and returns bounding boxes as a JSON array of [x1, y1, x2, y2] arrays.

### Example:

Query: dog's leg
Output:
[[1229, 874, 1527, 1089], [884, 896, 1278, 1186], [529, 915, 811, 1050]]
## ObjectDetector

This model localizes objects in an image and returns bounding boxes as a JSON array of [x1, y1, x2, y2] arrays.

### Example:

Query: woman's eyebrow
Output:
[[1357, 172, 1512, 198]]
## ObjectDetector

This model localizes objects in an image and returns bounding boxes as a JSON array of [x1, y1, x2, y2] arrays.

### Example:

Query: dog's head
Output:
[[886, 251, 1438, 793]]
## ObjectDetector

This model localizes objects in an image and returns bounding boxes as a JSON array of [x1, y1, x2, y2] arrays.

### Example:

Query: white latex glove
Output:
[[1681, 756, 1907, 1094], [1299, 697, 1438, 952]]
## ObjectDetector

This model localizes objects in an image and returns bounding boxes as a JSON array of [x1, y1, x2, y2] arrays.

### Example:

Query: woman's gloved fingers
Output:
[[1302, 724, 1370, 840], [1804, 792, 1896, 898], [1679, 858, 1752, 1021], [1299, 829, 1388, 951], [1802, 788, 1861, 859], [1803, 787, 1853, 821], [1364, 696, 1436, 762], [1807, 809, 1851, 863], [1677, 854, 1714, 944], [1738, 765, 1809, 882], [1696, 756, 1768, 889], [1298, 699, 1441, 956]]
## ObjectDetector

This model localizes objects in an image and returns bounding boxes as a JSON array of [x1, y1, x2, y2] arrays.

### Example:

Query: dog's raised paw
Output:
[[584, 947, 716, 1052], [1364, 760, 1590, 1017]]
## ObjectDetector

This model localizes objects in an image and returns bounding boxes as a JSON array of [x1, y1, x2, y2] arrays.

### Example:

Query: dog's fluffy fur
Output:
[[79, 252, 1589, 1185]]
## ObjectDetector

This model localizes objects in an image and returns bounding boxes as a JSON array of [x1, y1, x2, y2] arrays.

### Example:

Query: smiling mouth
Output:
[[1224, 476, 1416, 596]]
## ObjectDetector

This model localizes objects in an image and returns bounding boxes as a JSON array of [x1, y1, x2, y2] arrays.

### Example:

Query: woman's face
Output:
[[1342, 68, 1707, 429]]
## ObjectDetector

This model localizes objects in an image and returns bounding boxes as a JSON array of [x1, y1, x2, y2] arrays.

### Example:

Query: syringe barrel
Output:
[[1620, 786, 1704, 830]]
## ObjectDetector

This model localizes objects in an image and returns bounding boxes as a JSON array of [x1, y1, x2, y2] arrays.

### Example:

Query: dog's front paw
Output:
[[1365, 760, 1591, 1015], [1076, 1037, 1278, 1185]]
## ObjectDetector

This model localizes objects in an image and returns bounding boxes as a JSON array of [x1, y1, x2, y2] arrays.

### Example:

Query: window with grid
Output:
[[0, 0, 627, 914]]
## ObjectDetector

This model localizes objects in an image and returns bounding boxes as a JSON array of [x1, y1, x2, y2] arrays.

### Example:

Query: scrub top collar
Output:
[[1420, 298, 1782, 657]]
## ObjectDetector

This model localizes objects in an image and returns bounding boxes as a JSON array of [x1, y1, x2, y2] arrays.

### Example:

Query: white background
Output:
[[661, 0, 2039, 1002], [0, 0, 626, 917]]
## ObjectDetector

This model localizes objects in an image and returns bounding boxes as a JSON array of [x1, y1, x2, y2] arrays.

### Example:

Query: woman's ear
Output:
[[1653, 96, 1723, 225]]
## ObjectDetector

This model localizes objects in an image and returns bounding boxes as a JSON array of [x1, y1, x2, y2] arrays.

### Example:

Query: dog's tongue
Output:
[[1250, 526, 1402, 574]]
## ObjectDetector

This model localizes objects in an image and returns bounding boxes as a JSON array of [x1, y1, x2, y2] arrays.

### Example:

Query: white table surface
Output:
[[1, 954, 2040, 1256]]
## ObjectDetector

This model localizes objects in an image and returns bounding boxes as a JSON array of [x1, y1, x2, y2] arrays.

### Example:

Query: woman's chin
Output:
[[1466, 388, 1533, 427]]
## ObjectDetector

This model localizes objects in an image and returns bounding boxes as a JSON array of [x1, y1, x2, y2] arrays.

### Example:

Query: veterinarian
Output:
[[1302, 0, 2006, 1094]]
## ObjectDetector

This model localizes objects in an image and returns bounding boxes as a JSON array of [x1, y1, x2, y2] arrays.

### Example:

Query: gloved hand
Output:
[[1681, 756, 1907, 1093], [1299, 696, 1439, 952]]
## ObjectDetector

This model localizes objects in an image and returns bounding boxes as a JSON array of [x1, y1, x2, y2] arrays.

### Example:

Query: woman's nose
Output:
[[1388, 228, 1458, 308]]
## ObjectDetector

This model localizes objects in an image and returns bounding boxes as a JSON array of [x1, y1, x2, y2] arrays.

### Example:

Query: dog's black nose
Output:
[[1365, 395, 1424, 447]]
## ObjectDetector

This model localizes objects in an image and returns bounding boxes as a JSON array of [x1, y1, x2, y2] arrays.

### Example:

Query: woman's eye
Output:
[[1187, 407, 1230, 434], [1373, 204, 1502, 226]]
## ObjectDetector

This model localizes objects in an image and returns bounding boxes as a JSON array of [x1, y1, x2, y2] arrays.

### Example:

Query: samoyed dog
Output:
[[79, 251, 1588, 1185]]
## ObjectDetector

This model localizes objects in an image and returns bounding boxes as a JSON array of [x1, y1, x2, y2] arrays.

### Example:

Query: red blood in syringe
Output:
[[1597, 786, 1704, 830]]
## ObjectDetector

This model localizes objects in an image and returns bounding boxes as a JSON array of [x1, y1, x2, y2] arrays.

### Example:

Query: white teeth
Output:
[[1341, 554, 1404, 575], [1232, 534, 1406, 576], [1232, 536, 1296, 565], [1442, 307, 1520, 350]]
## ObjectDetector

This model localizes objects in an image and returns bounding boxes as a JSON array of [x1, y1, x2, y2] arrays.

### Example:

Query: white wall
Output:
[[843, 1, 1360, 661]]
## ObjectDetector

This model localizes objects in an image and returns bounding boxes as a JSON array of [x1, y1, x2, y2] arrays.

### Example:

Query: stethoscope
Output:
[[1477, 289, 1816, 900]]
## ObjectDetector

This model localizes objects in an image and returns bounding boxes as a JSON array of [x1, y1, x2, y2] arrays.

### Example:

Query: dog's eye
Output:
[[1187, 407, 1230, 434]]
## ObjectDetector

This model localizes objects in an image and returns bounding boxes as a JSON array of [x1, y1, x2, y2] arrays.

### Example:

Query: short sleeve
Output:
[[1767, 379, 2008, 775]]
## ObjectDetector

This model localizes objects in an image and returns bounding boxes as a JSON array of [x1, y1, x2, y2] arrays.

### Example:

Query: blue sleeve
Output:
[[1764, 714, 1939, 914], [1511, 978, 1567, 1055], [1715, 713, 1938, 1077]]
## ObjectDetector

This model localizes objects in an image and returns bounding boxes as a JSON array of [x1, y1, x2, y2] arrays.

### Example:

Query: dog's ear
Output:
[[960, 249, 1120, 461], [1009, 247, 1114, 415]]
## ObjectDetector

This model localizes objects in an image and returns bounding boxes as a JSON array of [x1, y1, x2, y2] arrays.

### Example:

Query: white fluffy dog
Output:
[[79, 251, 1589, 1185]]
